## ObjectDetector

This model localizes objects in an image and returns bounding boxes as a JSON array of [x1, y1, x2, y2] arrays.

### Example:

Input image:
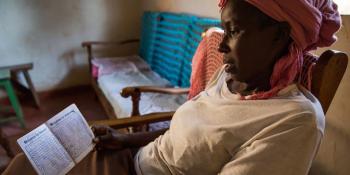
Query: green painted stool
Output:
[[0, 69, 25, 128]]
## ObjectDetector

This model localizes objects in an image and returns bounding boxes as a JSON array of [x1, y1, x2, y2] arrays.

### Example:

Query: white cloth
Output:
[[96, 55, 187, 118], [135, 65, 325, 175]]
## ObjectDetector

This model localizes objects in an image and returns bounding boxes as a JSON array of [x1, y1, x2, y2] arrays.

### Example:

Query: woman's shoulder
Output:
[[277, 84, 325, 135], [299, 85, 325, 134]]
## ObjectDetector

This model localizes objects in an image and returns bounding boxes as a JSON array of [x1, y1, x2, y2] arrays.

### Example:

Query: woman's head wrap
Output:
[[218, 0, 341, 99]]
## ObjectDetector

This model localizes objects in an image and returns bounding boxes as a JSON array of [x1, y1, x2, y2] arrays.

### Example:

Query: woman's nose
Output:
[[218, 40, 230, 53]]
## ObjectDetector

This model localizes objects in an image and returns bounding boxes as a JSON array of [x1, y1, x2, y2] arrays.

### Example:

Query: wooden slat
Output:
[[88, 112, 174, 129], [91, 77, 118, 119], [120, 86, 188, 117], [23, 71, 41, 108], [81, 39, 140, 73], [123, 86, 189, 95], [0, 63, 33, 72]]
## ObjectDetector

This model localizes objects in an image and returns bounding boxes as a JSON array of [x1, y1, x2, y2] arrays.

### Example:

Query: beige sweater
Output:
[[135, 66, 325, 175]]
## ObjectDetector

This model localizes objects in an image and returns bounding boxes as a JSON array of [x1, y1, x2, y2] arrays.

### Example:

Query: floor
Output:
[[0, 85, 108, 171]]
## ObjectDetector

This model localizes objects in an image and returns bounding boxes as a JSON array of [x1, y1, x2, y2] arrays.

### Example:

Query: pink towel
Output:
[[188, 28, 224, 99], [219, 0, 341, 99]]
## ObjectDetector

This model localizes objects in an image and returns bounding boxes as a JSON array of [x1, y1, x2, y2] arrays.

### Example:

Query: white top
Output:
[[135, 66, 325, 175]]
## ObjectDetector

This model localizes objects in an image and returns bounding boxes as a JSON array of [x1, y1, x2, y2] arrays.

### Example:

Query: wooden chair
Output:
[[311, 50, 348, 112], [89, 49, 348, 129]]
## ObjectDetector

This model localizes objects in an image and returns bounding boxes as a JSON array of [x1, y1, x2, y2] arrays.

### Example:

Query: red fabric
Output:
[[92, 64, 99, 78], [245, 0, 341, 100], [218, 0, 228, 10], [299, 53, 318, 90], [188, 29, 224, 99]]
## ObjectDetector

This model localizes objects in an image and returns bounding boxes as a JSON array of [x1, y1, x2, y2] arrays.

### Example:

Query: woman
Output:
[[92, 0, 340, 174], [4, 0, 341, 174]]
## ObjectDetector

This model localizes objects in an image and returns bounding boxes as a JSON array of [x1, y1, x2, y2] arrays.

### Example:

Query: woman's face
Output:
[[219, 0, 289, 89]]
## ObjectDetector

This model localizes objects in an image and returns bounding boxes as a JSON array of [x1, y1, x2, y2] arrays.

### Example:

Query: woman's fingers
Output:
[[92, 125, 112, 146], [94, 132, 124, 150], [92, 137, 99, 143], [91, 125, 125, 150], [93, 134, 112, 148], [91, 125, 112, 136], [97, 134, 113, 142], [91, 125, 107, 133]]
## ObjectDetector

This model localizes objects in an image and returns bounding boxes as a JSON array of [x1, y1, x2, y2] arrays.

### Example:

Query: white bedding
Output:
[[95, 55, 187, 120]]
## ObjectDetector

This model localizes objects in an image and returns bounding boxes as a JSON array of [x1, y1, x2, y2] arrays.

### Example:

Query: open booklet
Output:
[[17, 104, 95, 175]]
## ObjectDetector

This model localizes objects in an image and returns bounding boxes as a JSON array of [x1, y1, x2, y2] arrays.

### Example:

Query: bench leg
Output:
[[23, 70, 40, 108], [3, 80, 25, 128]]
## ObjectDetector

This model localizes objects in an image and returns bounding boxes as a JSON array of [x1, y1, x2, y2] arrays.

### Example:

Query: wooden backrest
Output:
[[311, 50, 348, 113]]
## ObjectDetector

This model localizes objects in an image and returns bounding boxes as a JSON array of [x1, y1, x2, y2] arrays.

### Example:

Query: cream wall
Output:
[[0, 0, 220, 93], [0, 0, 143, 92], [141, 0, 219, 18]]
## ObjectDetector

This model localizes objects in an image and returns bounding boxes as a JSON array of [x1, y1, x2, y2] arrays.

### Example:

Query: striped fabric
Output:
[[139, 12, 221, 87], [180, 17, 221, 87], [188, 28, 224, 99], [299, 53, 318, 90]]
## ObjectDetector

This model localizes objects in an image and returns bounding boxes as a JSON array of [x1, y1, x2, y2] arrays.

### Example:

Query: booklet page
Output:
[[17, 124, 75, 175], [46, 104, 95, 163]]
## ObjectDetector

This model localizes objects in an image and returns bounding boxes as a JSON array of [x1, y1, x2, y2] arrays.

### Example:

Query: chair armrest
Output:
[[88, 111, 174, 129], [121, 86, 189, 116], [121, 86, 189, 98]]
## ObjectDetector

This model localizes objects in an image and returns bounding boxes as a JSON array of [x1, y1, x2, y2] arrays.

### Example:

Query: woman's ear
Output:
[[274, 21, 291, 43]]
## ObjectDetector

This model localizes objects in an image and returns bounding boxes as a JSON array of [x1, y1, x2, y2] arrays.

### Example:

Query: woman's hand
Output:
[[91, 125, 127, 150]]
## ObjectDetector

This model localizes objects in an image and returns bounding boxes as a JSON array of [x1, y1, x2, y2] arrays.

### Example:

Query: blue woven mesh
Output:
[[139, 12, 160, 64], [139, 12, 220, 87], [180, 17, 221, 87]]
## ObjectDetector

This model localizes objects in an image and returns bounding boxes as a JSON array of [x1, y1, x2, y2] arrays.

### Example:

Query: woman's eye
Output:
[[230, 30, 237, 35], [223, 26, 241, 37], [229, 28, 240, 35]]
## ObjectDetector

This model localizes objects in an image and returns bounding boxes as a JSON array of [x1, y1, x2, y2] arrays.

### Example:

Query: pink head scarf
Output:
[[218, 0, 341, 99]]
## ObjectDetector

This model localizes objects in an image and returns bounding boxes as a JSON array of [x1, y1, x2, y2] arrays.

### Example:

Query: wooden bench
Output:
[[0, 63, 40, 108]]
